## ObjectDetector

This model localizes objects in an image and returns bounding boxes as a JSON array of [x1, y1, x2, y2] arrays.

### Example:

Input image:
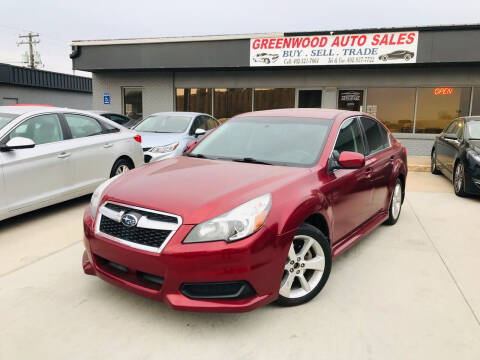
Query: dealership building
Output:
[[70, 24, 480, 155]]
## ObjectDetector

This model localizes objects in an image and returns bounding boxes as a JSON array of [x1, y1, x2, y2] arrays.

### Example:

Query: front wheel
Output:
[[276, 223, 331, 307], [431, 150, 440, 174], [110, 158, 133, 177], [385, 178, 403, 225], [453, 162, 467, 197]]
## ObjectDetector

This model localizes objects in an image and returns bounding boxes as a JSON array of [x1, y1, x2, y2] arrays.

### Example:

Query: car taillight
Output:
[[134, 135, 142, 143], [402, 146, 407, 157]]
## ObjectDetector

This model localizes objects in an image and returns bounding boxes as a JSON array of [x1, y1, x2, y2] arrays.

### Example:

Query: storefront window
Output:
[[338, 90, 363, 111], [366, 88, 416, 133], [415, 87, 471, 133], [470, 87, 480, 116], [214, 88, 252, 123], [176, 88, 212, 114], [254, 88, 295, 111], [123, 87, 143, 120]]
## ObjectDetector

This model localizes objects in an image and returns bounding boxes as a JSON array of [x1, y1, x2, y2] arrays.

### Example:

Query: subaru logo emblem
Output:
[[121, 213, 139, 227]]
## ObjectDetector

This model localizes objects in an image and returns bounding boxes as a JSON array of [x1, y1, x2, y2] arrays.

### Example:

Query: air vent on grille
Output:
[[104, 203, 178, 223], [100, 216, 171, 248]]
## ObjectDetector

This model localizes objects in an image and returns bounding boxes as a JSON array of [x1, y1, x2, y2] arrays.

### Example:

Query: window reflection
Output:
[[123, 87, 143, 120], [415, 87, 471, 133], [214, 88, 252, 123], [471, 87, 480, 116], [254, 88, 295, 111], [176, 88, 212, 114], [366, 88, 415, 133]]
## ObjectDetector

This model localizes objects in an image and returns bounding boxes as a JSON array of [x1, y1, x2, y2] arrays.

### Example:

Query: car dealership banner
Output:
[[250, 31, 418, 67]]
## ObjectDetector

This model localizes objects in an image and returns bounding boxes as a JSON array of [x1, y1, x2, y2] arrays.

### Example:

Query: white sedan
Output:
[[0, 106, 144, 221]]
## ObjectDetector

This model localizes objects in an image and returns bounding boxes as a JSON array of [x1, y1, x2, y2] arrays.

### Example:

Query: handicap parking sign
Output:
[[103, 93, 111, 105]]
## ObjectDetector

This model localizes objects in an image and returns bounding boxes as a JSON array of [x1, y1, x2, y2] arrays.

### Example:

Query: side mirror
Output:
[[184, 140, 197, 154], [194, 128, 207, 138], [444, 133, 458, 140], [337, 151, 365, 169], [0, 137, 36, 152]]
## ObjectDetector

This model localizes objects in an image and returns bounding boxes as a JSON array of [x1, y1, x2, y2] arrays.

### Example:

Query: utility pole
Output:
[[17, 32, 41, 69]]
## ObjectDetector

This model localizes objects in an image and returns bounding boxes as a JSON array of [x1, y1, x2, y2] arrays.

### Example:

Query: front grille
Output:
[[142, 147, 151, 152], [144, 154, 152, 163], [100, 216, 171, 248], [104, 203, 178, 223], [181, 281, 256, 300]]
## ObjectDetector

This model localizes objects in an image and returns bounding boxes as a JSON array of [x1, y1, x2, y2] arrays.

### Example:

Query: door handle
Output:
[[103, 143, 113, 148], [57, 152, 71, 159], [365, 167, 373, 179]]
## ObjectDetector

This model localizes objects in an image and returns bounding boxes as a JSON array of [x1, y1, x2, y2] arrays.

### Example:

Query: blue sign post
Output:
[[103, 93, 111, 105]]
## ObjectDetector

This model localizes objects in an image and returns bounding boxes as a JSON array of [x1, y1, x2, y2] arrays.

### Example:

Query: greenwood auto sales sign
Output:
[[250, 31, 418, 67]]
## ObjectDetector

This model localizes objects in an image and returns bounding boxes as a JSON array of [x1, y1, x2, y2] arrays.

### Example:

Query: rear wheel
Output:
[[385, 178, 403, 225], [276, 223, 331, 307], [453, 162, 467, 197], [110, 158, 132, 177], [431, 150, 440, 174]]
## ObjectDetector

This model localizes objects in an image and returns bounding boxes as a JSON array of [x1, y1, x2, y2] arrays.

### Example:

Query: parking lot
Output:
[[1, 170, 479, 360]]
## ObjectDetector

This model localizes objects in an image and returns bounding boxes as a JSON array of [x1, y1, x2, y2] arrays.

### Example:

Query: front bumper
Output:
[[82, 207, 295, 312]]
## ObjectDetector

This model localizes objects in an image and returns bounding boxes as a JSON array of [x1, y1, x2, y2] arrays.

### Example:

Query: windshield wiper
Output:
[[185, 153, 207, 158], [232, 157, 273, 165]]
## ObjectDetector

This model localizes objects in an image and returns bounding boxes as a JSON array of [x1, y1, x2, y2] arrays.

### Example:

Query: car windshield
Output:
[[468, 121, 480, 139], [0, 113, 18, 131], [189, 116, 332, 167], [134, 114, 192, 133]]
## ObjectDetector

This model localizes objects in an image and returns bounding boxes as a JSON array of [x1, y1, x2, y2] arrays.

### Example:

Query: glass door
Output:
[[338, 90, 364, 111]]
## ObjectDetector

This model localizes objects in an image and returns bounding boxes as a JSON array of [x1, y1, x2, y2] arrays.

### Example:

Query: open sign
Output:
[[434, 87, 454, 96]]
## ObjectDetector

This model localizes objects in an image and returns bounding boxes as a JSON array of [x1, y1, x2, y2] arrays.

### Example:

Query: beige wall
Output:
[[92, 71, 174, 117]]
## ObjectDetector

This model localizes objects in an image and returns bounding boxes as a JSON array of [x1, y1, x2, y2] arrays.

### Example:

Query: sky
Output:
[[1, 0, 480, 78]]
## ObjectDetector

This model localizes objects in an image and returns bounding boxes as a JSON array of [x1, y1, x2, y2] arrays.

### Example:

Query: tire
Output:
[[110, 158, 133, 178], [404, 54, 412, 61], [385, 178, 403, 225], [276, 223, 331, 307], [265, 58, 271, 64], [453, 162, 467, 197], [381, 55, 388, 61], [431, 150, 440, 174]]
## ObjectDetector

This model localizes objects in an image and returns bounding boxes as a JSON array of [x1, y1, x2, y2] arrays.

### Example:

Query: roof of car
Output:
[[462, 116, 480, 121], [0, 105, 64, 115], [235, 108, 364, 120], [150, 111, 208, 117]]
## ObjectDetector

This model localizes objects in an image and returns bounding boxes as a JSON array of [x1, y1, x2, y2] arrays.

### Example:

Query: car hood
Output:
[[138, 132, 185, 148], [104, 156, 307, 224], [470, 140, 480, 153]]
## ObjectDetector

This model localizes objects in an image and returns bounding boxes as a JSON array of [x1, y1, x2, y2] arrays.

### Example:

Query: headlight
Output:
[[149, 142, 179, 154], [183, 193, 272, 243], [90, 176, 119, 218]]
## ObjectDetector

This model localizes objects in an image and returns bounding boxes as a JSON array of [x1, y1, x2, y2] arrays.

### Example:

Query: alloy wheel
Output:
[[454, 163, 464, 193], [280, 235, 325, 299], [116, 164, 130, 175], [391, 182, 402, 220]]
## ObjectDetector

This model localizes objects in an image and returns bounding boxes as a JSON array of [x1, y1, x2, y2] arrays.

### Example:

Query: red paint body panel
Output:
[[82, 108, 407, 312]]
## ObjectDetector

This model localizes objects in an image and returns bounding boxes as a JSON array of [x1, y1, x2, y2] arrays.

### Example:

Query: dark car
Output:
[[90, 111, 138, 128], [431, 117, 480, 196], [379, 50, 414, 62], [82, 108, 407, 312]]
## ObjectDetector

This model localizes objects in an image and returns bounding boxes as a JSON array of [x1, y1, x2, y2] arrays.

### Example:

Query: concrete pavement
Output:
[[1, 173, 479, 360]]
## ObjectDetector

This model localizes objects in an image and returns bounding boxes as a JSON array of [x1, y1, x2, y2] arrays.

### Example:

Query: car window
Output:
[[206, 117, 218, 130], [360, 116, 389, 155], [190, 116, 208, 135], [64, 114, 103, 138], [467, 121, 480, 139], [0, 113, 18, 131], [453, 121, 465, 140], [444, 121, 457, 134], [9, 114, 63, 145], [333, 117, 365, 155], [105, 114, 130, 125]]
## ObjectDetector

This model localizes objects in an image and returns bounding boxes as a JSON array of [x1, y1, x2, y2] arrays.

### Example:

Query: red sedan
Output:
[[82, 108, 407, 312]]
